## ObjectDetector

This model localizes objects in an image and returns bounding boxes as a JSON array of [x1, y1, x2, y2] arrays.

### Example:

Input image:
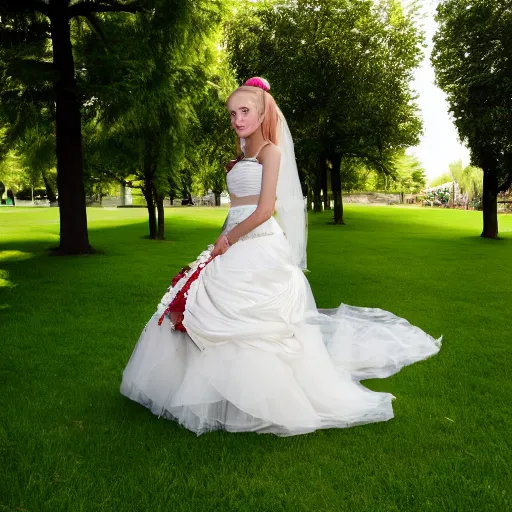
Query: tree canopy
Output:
[[226, 0, 424, 223], [432, 0, 512, 238], [0, 0, 228, 247]]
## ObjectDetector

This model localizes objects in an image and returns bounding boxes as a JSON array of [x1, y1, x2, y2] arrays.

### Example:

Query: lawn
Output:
[[1, 205, 511, 512]]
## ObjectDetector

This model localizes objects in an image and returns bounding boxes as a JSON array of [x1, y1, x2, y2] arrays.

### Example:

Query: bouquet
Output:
[[157, 245, 214, 332]]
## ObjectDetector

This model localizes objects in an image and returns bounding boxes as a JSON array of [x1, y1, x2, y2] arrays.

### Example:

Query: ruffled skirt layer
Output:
[[121, 208, 441, 436]]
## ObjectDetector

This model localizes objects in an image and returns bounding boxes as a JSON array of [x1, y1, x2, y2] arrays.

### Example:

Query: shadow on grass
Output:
[[0, 214, 221, 317]]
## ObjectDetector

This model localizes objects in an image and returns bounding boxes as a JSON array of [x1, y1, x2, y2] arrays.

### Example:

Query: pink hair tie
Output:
[[244, 77, 271, 92]]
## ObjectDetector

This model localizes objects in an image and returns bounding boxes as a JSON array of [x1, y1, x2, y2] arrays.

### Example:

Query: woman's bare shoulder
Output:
[[259, 142, 281, 162]]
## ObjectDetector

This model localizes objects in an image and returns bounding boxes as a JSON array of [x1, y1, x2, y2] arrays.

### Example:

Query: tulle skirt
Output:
[[120, 206, 441, 436]]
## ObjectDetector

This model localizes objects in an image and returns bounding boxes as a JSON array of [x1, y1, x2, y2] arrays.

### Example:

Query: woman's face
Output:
[[227, 92, 262, 139]]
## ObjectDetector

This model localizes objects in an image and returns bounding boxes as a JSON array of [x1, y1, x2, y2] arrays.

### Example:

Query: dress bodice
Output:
[[226, 158, 262, 197], [224, 155, 282, 241]]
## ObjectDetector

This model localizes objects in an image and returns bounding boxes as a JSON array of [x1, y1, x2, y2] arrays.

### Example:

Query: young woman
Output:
[[120, 77, 441, 436]]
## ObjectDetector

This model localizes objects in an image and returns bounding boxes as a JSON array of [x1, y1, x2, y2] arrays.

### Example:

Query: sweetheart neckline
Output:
[[227, 158, 263, 174]]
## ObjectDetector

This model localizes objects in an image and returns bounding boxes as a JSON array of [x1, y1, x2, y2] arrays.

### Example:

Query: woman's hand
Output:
[[211, 234, 230, 258]]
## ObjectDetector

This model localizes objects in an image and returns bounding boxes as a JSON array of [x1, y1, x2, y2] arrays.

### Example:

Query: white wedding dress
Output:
[[120, 158, 441, 436]]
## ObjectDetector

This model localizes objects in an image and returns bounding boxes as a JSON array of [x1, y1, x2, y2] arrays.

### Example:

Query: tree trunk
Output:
[[156, 191, 165, 239], [7, 189, 15, 206], [50, 8, 90, 254], [481, 167, 498, 239], [306, 185, 313, 212], [143, 182, 157, 239], [214, 191, 221, 206], [313, 177, 322, 212], [120, 182, 126, 206], [331, 153, 344, 224], [321, 162, 330, 210], [41, 169, 58, 204]]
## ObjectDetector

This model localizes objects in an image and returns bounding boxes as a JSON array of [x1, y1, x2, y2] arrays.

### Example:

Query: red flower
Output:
[[225, 156, 242, 173], [158, 256, 214, 331], [171, 266, 190, 288]]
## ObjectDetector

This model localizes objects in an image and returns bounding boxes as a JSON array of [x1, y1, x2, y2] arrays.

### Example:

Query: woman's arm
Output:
[[211, 145, 281, 257]]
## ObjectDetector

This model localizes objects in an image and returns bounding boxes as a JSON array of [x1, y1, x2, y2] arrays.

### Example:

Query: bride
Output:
[[120, 77, 441, 436]]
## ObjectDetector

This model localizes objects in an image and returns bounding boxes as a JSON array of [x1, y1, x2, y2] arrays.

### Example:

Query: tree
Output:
[[226, 0, 424, 224], [77, 1, 226, 238], [460, 166, 483, 204], [448, 159, 483, 207], [432, 0, 512, 238], [341, 151, 426, 196], [0, 76, 58, 203], [0, 151, 24, 200], [189, 66, 238, 207], [0, 0, 146, 254], [17, 125, 59, 203], [428, 173, 453, 188], [393, 151, 427, 198]]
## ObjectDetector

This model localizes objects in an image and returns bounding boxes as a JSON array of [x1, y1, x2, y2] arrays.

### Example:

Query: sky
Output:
[[407, 0, 471, 180]]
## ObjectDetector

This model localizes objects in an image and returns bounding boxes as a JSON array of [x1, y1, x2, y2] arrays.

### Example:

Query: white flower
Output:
[[188, 246, 213, 270]]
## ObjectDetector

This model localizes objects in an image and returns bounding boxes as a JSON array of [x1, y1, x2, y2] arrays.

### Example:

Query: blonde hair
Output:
[[227, 85, 279, 154]]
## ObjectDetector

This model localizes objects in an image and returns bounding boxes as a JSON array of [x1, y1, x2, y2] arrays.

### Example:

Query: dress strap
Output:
[[246, 142, 270, 161]]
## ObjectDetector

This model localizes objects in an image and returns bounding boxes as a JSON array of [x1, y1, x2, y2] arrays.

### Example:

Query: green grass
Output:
[[1, 205, 511, 512]]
